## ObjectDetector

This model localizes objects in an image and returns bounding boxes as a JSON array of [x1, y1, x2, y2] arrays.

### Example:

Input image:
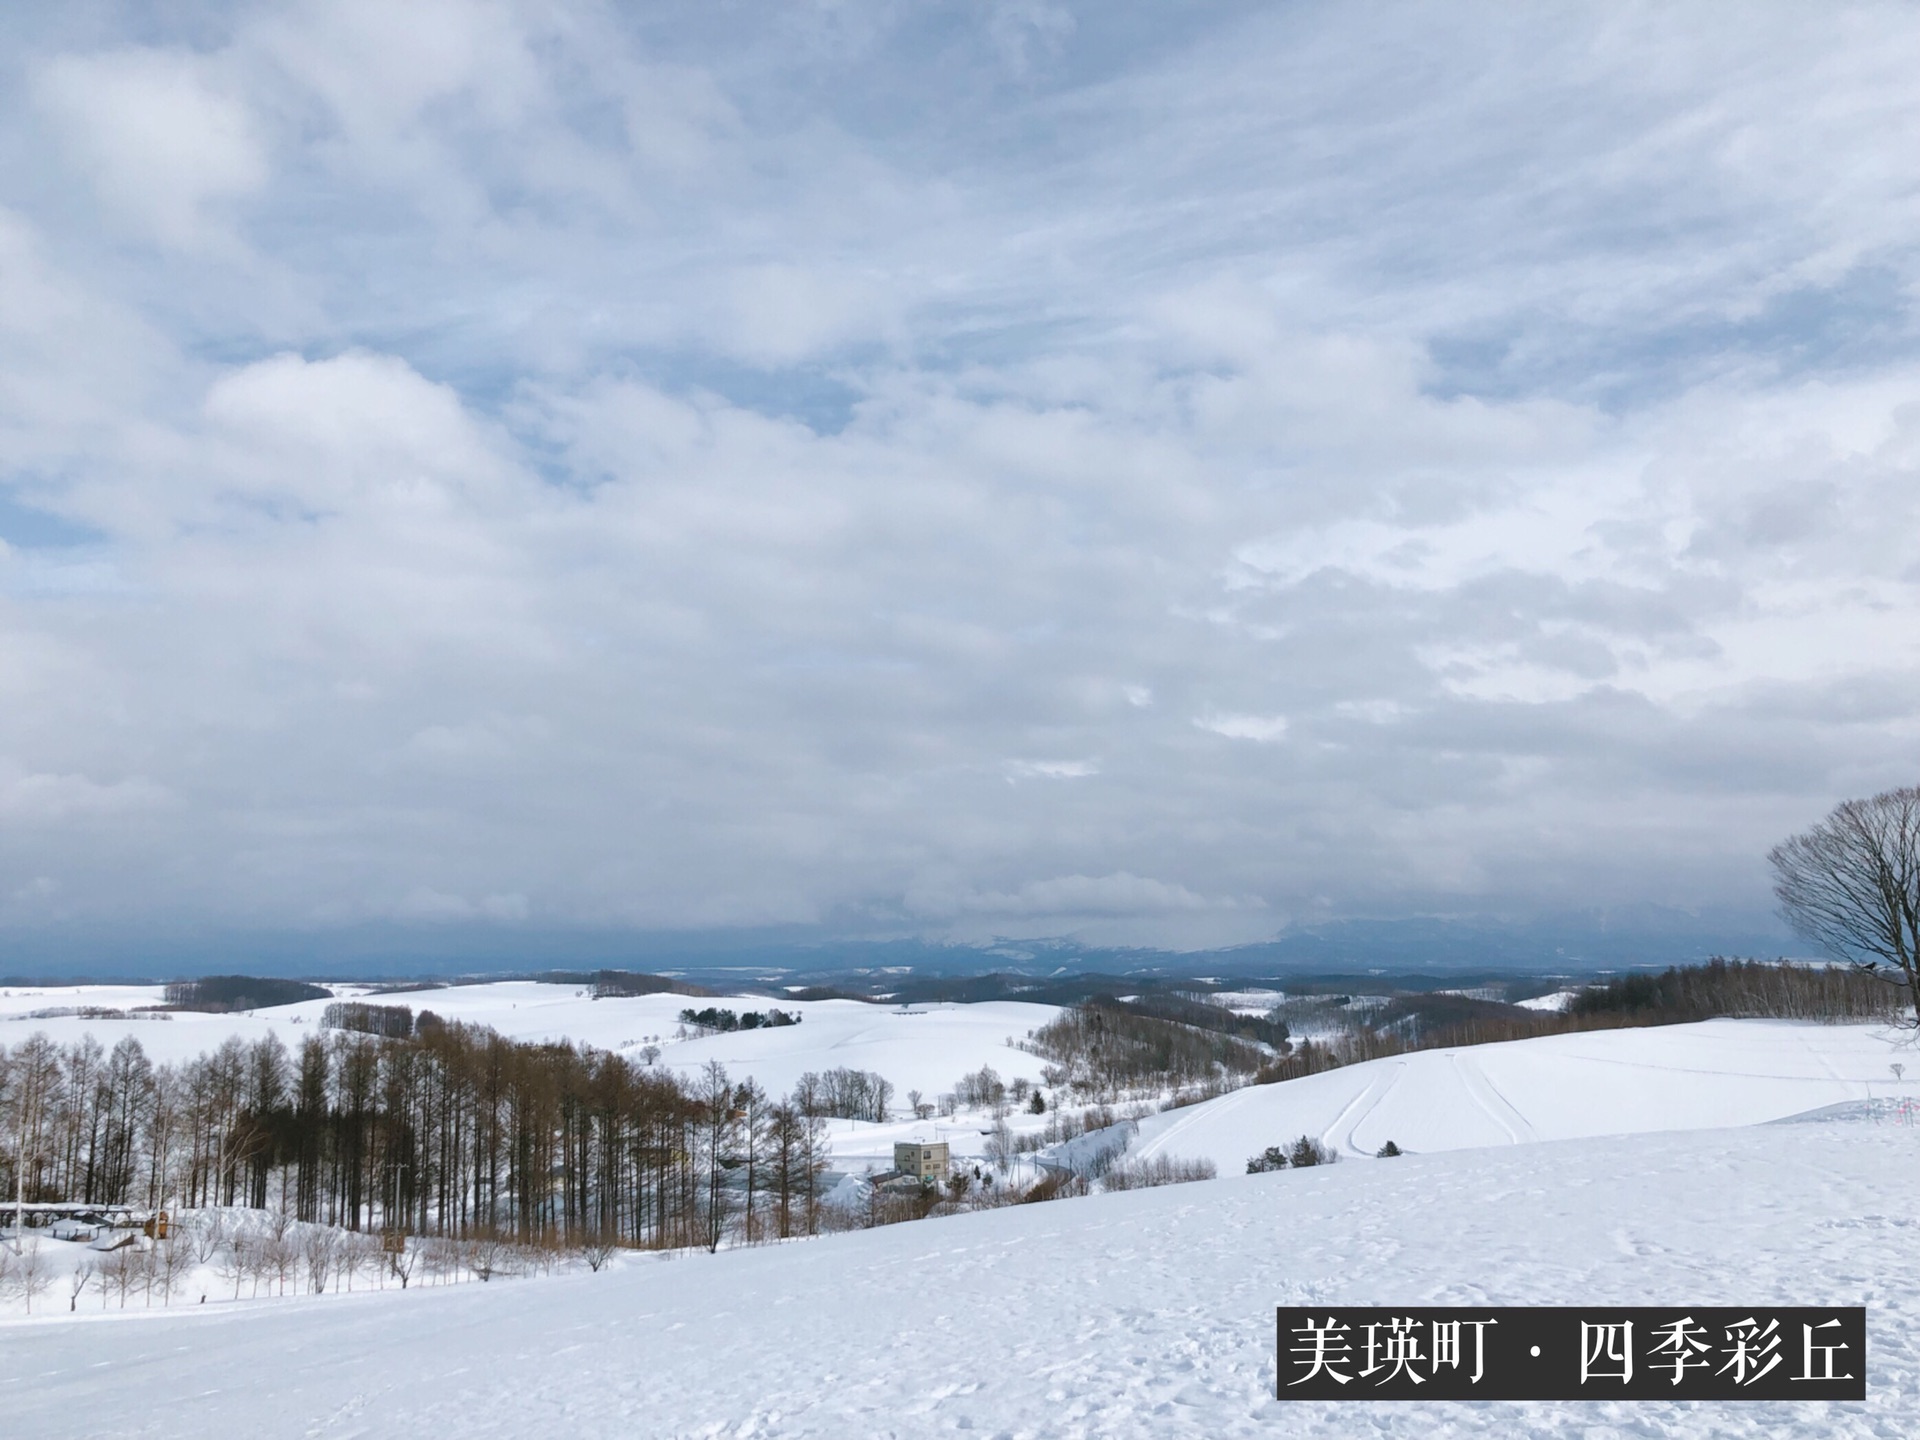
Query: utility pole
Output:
[[380, 1160, 413, 1285]]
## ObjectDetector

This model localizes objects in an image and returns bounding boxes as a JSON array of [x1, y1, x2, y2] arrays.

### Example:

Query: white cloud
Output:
[[33, 48, 267, 250], [0, 766, 169, 821], [988, 2, 1076, 76], [720, 263, 899, 367], [0, 3, 1918, 954], [1196, 714, 1289, 743], [201, 349, 512, 512], [942, 873, 1241, 920], [1004, 759, 1098, 780]]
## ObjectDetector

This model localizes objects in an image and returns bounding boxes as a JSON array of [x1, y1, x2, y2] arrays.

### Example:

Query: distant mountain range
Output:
[[1, 907, 1803, 985]]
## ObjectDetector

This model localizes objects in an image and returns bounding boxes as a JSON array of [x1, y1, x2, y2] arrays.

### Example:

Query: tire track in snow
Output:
[[1321, 1062, 1406, 1158], [1134, 1062, 1408, 1166], [1798, 1026, 1874, 1104], [1450, 1052, 1539, 1145], [1129, 1085, 1257, 1163]]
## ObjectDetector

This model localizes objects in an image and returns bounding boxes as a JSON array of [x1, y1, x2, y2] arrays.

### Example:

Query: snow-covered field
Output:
[[0, 981, 1062, 1180], [1124, 1019, 1920, 1174], [10, 996, 1920, 1433], [1515, 988, 1579, 1012], [3, 1119, 1914, 1438], [0, 981, 1057, 1106], [1196, 988, 1287, 1017]]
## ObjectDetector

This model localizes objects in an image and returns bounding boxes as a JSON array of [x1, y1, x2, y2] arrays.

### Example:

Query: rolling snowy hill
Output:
[[1120, 1020, 1920, 1175], [0, 981, 1059, 1101], [4, 1119, 1915, 1438]]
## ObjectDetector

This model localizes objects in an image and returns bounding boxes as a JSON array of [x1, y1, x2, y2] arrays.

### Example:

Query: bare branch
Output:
[[1770, 785, 1920, 1024]]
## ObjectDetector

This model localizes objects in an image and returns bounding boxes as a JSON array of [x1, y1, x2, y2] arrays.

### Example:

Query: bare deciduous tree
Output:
[[734, 1079, 768, 1245], [154, 1235, 186, 1305], [387, 1238, 417, 1290], [695, 1062, 739, 1253], [1770, 785, 1920, 1022], [465, 1233, 512, 1282], [419, 1235, 455, 1286], [265, 1210, 297, 1295], [13, 1244, 52, 1320], [221, 1235, 250, 1301], [578, 1233, 616, 1272], [189, 1211, 225, 1266], [102, 1243, 142, 1308], [303, 1227, 340, 1295], [985, 1117, 1014, 1175], [341, 1231, 378, 1291]]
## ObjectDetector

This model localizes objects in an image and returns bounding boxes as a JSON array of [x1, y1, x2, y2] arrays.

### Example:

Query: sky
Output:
[[1, 1, 1918, 968]]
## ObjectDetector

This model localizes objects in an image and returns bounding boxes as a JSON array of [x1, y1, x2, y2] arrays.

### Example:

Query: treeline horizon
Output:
[[1254, 957, 1901, 1082], [1015, 958, 1903, 1098]]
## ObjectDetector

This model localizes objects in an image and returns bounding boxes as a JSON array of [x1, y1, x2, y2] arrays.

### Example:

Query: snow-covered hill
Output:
[[4, 1119, 1915, 1438], [1122, 1020, 1919, 1174], [0, 981, 1059, 1101], [0, 981, 1064, 1183]]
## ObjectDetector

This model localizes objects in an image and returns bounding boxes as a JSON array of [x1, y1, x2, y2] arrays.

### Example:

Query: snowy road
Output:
[[4, 1121, 1916, 1438]]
